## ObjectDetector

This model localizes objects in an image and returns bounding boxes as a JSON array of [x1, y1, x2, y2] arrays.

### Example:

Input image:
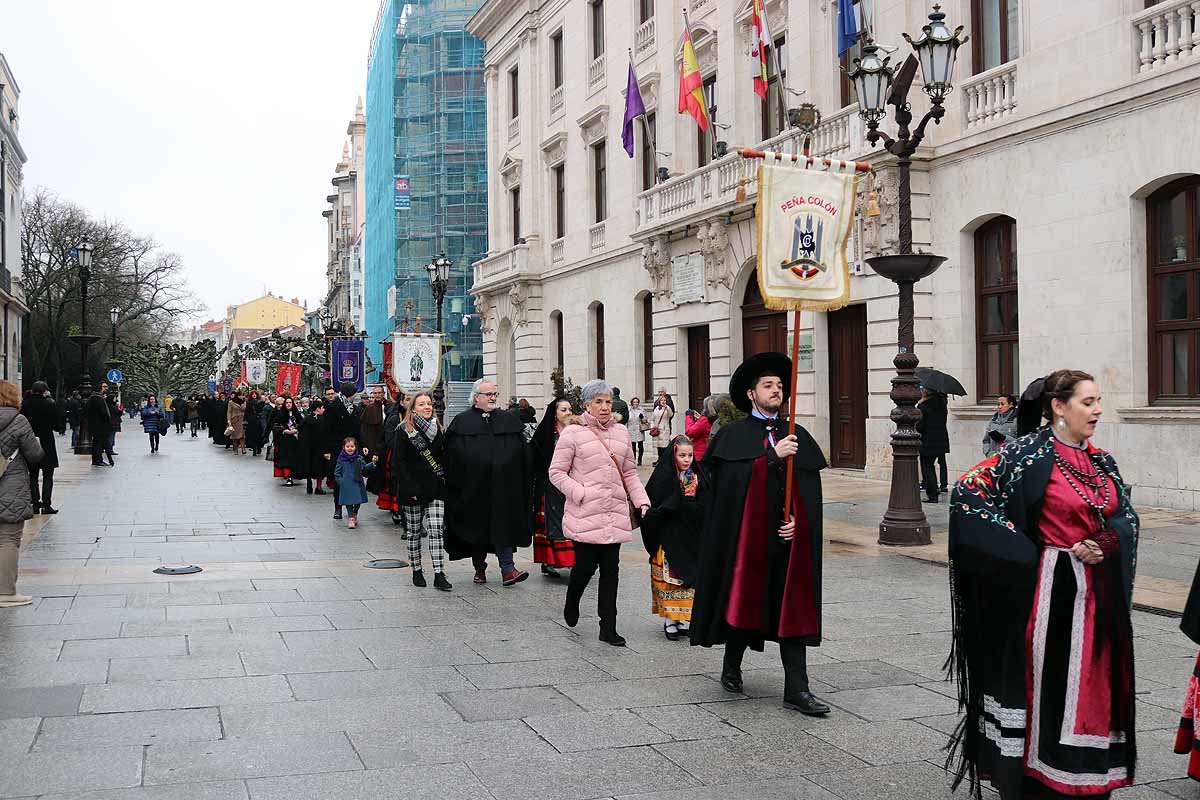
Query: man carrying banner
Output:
[[689, 352, 830, 716]]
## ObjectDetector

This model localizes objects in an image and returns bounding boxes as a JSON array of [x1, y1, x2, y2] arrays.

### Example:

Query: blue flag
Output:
[[837, 0, 858, 57], [622, 62, 646, 158], [330, 338, 366, 393]]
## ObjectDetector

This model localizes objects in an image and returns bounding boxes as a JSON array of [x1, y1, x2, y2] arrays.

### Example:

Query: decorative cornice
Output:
[[576, 104, 610, 145], [499, 152, 522, 190], [540, 131, 568, 166]]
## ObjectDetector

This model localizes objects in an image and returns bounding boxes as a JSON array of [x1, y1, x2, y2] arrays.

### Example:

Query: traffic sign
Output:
[[106, 369, 123, 384]]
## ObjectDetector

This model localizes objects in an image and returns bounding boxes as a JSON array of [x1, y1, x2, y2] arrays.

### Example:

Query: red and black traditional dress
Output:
[[530, 400, 575, 570], [1173, 557, 1200, 779], [641, 439, 705, 622], [270, 407, 304, 479], [949, 427, 1139, 799]]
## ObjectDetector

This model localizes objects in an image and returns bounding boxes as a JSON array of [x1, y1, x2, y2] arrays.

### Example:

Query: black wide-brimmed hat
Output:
[[730, 352, 792, 413]]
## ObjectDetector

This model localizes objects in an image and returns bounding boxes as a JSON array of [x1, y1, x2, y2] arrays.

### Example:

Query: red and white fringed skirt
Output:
[[1175, 650, 1200, 781]]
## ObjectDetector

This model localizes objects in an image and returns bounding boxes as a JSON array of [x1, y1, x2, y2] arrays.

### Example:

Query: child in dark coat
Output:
[[334, 437, 377, 529]]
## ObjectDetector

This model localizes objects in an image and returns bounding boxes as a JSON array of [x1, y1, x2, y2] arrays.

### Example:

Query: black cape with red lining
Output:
[[689, 415, 826, 651], [442, 406, 532, 560]]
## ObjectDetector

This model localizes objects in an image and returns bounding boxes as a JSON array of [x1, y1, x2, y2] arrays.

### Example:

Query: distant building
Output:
[[320, 99, 366, 335], [0, 53, 27, 385], [219, 294, 308, 373]]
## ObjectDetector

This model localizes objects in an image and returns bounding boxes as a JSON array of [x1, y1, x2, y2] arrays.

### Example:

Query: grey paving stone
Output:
[[280, 628, 424, 651], [556, 674, 735, 710], [1132, 729, 1193, 784], [809, 659, 930, 691], [185, 633, 289, 656], [268, 600, 370, 617], [1112, 785, 1190, 799], [59, 607, 167, 625], [630, 703, 744, 741], [808, 718, 949, 766], [348, 719, 556, 767], [0, 717, 39, 758], [244, 762, 493, 800], [143, 732, 362, 785], [220, 694, 460, 738], [166, 603, 275, 621], [914, 713, 963, 736], [60, 636, 187, 661], [107, 655, 247, 683], [239, 649, 373, 676], [444, 686, 581, 721], [808, 760, 958, 799], [217, 590, 302, 604], [80, 675, 293, 713], [526, 708, 673, 752], [701, 697, 836, 735], [120, 620, 233, 638], [0, 745, 144, 797], [286, 666, 469, 700], [358, 640, 483, 668], [824, 684, 961, 721], [614, 777, 841, 800], [464, 635, 589, 663], [0, 659, 110, 688], [227, 615, 333, 633], [76, 583, 167, 596], [37, 778, 251, 800], [0, 622, 124, 641], [585, 650, 727, 680], [1149, 778, 1200, 797], [457, 657, 614, 690], [655, 731, 867, 784], [123, 592, 223, 608], [0, 685, 84, 719], [36, 708, 222, 749], [470, 745, 701, 800]]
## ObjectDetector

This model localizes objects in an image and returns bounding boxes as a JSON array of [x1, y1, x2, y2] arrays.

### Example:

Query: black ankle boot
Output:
[[412, 569, 426, 587]]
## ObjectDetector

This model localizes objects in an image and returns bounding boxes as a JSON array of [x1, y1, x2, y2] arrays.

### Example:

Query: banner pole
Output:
[[783, 308, 801, 523]]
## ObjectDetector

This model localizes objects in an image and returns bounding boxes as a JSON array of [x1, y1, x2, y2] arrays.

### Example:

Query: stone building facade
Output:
[[469, 0, 1200, 510], [0, 53, 27, 386], [321, 99, 367, 334]]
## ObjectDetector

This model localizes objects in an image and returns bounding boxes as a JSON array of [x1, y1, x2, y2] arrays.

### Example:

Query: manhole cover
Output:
[[152, 565, 203, 575], [364, 559, 409, 569]]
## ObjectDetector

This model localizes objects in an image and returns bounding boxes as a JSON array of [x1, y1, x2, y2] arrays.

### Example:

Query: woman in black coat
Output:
[[270, 397, 304, 486], [391, 391, 451, 590], [244, 390, 266, 456], [916, 389, 950, 504], [19, 382, 64, 514]]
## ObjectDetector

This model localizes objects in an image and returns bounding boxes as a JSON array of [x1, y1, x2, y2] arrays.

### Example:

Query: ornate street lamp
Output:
[[849, 5, 966, 546], [425, 252, 452, 421], [70, 238, 102, 455]]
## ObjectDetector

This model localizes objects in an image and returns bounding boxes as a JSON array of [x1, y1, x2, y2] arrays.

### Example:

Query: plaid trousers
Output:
[[402, 500, 445, 573]]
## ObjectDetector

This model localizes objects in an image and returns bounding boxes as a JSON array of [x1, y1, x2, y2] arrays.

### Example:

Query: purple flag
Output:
[[622, 62, 646, 158]]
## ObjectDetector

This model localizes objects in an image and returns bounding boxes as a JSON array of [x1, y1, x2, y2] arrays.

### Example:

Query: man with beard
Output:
[[444, 379, 531, 586], [689, 352, 830, 717]]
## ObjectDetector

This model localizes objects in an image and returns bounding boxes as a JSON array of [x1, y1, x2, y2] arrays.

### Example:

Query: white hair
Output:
[[581, 379, 614, 404], [471, 378, 492, 396]]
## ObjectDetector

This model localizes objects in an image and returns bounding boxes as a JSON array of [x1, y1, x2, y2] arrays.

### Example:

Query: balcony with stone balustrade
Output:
[[472, 242, 541, 294]]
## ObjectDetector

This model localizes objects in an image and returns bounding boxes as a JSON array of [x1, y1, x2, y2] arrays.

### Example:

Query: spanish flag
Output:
[[678, 23, 709, 132], [751, 0, 771, 100]]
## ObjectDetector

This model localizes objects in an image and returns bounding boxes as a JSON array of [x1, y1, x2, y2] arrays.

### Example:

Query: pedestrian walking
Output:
[[65, 391, 81, 449], [270, 396, 304, 486], [392, 392, 451, 590], [20, 381, 64, 515], [683, 395, 717, 462], [917, 388, 950, 503], [226, 391, 247, 454], [299, 399, 334, 498], [531, 397, 576, 577], [649, 396, 674, 463], [690, 352, 830, 717], [334, 437, 377, 530], [982, 393, 1019, 457], [947, 369, 1138, 799], [610, 387, 629, 425], [86, 385, 113, 467], [625, 397, 648, 466], [550, 379, 650, 647], [0, 380, 44, 608], [641, 435, 705, 641], [443, 379, 531, 587], [174, 394, 187, 433], [139, 395, 165, 453], [377, 398, 405, 526], [358, 388, 386, 494], [107, 391, 123, 455], [261, 395, 280, 456], [244, 389, 266, 455]]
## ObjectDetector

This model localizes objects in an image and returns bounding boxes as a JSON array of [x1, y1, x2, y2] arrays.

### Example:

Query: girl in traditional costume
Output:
[[641, 435, 704, 641], [530, 398, 576, 577], [948, 369, 1138, 799]]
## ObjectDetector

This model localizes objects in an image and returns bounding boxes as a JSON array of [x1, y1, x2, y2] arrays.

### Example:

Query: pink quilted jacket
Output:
[[549, 412, 651, 545]]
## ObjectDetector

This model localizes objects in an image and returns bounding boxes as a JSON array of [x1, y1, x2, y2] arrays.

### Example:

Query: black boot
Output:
[[433, 572, 452, 592], [598, 627, 626, 647], [333, 506, 343, 520], [412, 569, 426, 587]]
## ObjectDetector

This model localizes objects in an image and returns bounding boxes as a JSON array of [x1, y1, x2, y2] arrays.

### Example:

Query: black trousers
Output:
[[632, 441, 644, 464], [29, 465, 53, 510], [148, 432, 160, 451], [91, 435, 110, 464], [566, 541, 621, 634], [724, 636, 811, 697], [920, 455, 941, 500]]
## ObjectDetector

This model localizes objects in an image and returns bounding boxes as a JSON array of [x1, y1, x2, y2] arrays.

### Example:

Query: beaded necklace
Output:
[[1052, 443, 1112, 525]]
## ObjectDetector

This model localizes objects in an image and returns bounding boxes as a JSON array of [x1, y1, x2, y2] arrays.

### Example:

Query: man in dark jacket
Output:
[[916, 389, 950, 504], [689, 353, 829, 717], [443, 379, 531, 586], [20, 381, 64, 513], [85, 385, 113, 466]]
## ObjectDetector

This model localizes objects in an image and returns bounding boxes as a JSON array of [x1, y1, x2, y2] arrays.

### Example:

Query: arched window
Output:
[[975, 216, 1019, 399], [1149, 176, 1200, 402]]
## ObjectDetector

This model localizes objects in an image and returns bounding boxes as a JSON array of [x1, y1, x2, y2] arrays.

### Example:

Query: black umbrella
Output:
[[915, 367, 967, 397]]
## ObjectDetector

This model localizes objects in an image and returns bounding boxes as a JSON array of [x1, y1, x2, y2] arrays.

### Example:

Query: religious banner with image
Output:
[[245, 359, 267, 385], [276, 361, 302, 396], [391, 332, 442, 396], [330, 338, 366, 394], [755, 158, 862, 312]]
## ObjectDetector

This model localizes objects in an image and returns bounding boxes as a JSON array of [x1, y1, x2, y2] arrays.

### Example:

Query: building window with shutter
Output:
[[592, 141, 607, 223], [553, 164, 566, 239], [975, 216, 1019, 400], [971, 0, 1020, 73], [1148, 177, 1200, 402]]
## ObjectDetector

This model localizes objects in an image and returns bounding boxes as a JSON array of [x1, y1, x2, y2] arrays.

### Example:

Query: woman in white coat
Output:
[[624, 397, 648, 466], [650, 395, 674, 464]]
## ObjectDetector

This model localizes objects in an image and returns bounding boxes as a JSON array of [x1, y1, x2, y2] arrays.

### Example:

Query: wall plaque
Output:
[[671, 253, 705, 304]]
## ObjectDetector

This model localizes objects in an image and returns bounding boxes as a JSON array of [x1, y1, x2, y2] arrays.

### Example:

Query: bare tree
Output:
[[122, 340, 224, 400]]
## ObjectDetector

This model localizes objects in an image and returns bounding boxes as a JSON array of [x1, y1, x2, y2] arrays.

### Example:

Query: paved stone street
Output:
[[3, 429, 1200, 799]]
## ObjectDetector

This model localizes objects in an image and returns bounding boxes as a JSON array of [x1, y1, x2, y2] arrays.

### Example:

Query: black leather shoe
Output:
[[599, 630, 627, 647], [412, 569, 427, 587], [563, 600, 580, 628], [720, 665, 744, 694], [783, 692, 831, 716], [41, 507, 59, 515], [433, 572, 452, 592], [333, 509, 343, 520]]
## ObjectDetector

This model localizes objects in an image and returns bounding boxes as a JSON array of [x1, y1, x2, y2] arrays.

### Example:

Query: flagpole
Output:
[[628, 48, 659, 185]]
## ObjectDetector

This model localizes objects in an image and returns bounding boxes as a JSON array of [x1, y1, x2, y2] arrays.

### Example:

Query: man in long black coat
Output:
[[20, 381, 64, 513], [443, 379, 531, 586], [85, 385, 113, 466], [690, 352, 830, 716]]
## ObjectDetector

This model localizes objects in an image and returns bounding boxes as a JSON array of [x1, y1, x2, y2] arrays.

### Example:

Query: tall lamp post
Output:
[[848, 5, 966, 546], [107, 307, 122, 406], [70, 239, 101, 455], [425, 252, 452, 421]]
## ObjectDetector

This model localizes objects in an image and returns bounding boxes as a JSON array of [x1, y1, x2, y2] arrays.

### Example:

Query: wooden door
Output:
[[828, 304, 868, 469], [741, 277, 788, 356], [687, 325, 710, 414]]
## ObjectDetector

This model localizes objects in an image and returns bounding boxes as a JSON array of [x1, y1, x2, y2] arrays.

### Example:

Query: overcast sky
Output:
[[4, 0, 381, 322]]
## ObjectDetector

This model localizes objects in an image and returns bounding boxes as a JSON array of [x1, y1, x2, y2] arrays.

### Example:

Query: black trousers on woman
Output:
[[566, 542, 621, 634]]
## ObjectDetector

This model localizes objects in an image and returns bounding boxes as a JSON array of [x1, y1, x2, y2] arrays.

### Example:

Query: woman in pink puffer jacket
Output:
[[550, 379, 650, 647]]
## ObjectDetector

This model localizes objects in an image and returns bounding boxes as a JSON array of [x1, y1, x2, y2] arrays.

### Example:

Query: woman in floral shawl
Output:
[[947, 369, 1138, 799]]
